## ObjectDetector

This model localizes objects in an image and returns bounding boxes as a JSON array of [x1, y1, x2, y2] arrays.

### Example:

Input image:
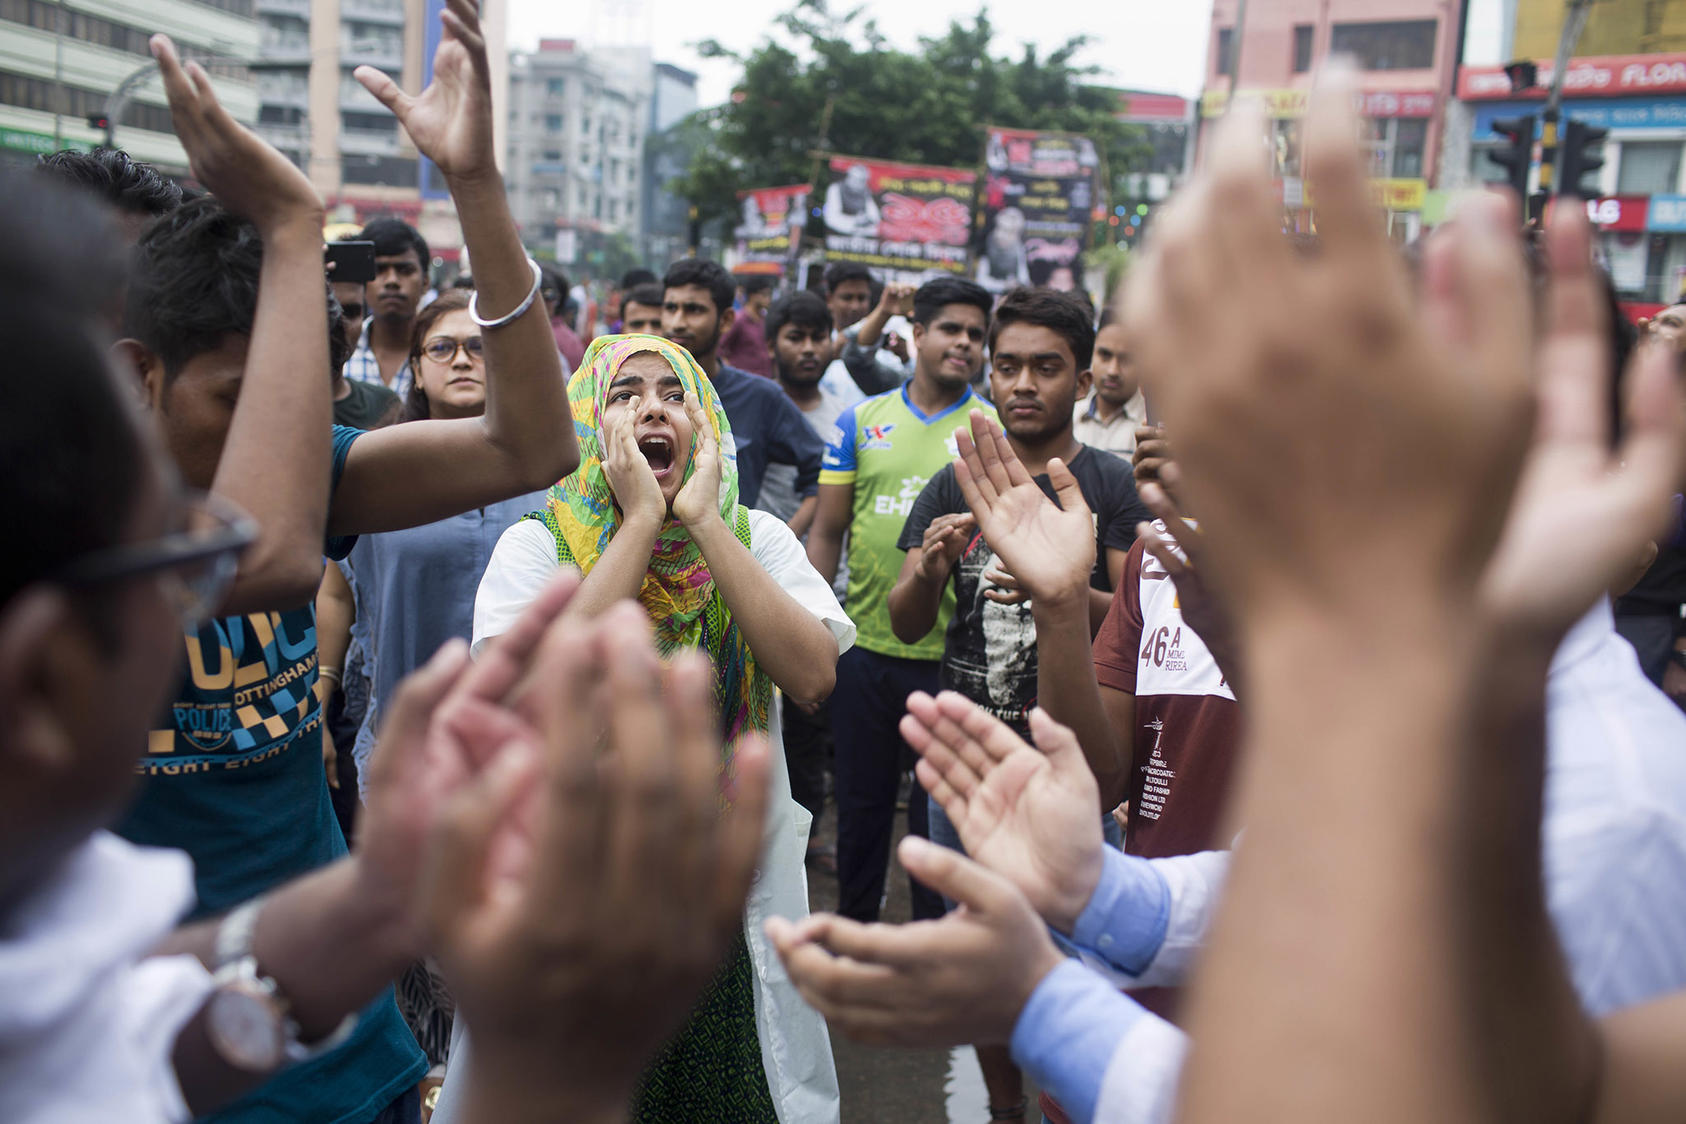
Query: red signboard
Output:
[[1116, 91, 1191, 121], [1586, 195, 1650, 231], [1460, 53, 1686, 100]]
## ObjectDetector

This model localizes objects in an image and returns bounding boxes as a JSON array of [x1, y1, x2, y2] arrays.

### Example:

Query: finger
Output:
[[982, 568, 1020, 588], [897, 835, 1017, 917], [1027, 707, 1089, 773], [775, 933, 906, 1014], [939, 691, 1036, 767], [1138, 524, 1190, 583], [437, 697, 538, 772], [601, 606, 676, 892], [442, 0, 489, 60], [988, 415, 1035, 488], [363, 638, 471, 790], [913, 757, 966, 822], [919, 694, 998, 779], [1046, 457, 1087, 516], [461, 569, 582, 703], [1203, 97, 1289, 294], [353, 65, 415, 121], [968, 411, 1016, 498], [1429, 193, 1531, 400], [1300, 60, 1385, 258], [527, 617, 612, 899], [900, 711, 983, 801], [981, 588, 1030, 605], [954, 413, 1000, 509], [715, 733, 772, 929], [419, 742, 536, 952], [150, 36, 207, 149], [1535, 200, 1614, 451], [1612, 341, 1686, 532]]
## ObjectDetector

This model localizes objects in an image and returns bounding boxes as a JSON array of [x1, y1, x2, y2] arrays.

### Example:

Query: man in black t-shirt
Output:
[[885, 287, 1148, 1124]]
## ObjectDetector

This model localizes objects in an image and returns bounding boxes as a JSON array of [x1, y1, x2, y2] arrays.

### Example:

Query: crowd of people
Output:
[[7, 2, 1686, 1122]]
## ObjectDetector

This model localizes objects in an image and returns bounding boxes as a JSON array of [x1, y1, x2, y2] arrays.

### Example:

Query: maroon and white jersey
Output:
[[1092, 525, 1241, 860]]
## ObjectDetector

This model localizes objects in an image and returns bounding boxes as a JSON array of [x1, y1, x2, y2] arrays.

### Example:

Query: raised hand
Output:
[[766, 835, 1065, 1047], [151, 35, 321, 234], [900, 691, 1103, 934], [1124, 83, 1535, 638], [671, 394, 723, 529], [915, 512, 977, 582], [1478, 203, 1686, 648], [953, 410, 1095, 609], [1132, 424, 1170, 490], [354, 0, 496, 183], [421, 601, 772, 1111], [600, 408, 668, 527]]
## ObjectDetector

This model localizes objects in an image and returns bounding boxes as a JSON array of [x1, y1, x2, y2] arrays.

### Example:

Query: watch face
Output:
[[207, 984, 286, 1072]]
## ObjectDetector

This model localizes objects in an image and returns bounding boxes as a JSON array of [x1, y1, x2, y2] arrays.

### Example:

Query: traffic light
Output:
[[85, 113, 109, 131], [1486, 115, 1535, 199], [1557, 117, 1608, 198]]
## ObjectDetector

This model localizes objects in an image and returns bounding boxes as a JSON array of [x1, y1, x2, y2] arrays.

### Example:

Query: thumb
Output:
[[1028, 707, 1089, 777], [353, 65, 414, 120], [364, 638, 471, 790], [897, 835, 1014, 915], [1047, 457, 1086, 513]]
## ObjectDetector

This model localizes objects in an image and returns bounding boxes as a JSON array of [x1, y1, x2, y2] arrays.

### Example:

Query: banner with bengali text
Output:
[[976, 127, 1100, 294], [733, 184, 811, 270], [821, 156, 976, 278]]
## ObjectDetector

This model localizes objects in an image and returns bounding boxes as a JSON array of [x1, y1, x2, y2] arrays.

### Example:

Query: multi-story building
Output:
[[0, 0, 257, 172], [1202, 0, 1465, 238], [642, 60, 697, 267], [505, 37, 651, 267], [1450, 0, 1686, 315], [254, 0, 507, 261]]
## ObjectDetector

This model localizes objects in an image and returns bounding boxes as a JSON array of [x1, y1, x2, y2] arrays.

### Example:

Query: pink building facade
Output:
[[1202, 0, 1466, 231]]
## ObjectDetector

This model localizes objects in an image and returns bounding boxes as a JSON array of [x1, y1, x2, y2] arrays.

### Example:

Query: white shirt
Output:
[[1066, 600, 1686, 1123], [449, 508, 854, 1124], [0, 832, 213, 1123]]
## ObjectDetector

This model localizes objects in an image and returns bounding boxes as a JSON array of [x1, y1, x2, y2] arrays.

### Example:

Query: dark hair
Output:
[[358, 216, 430, 269], [825, 262, 873, 293], [402, 290, 475, 422], [663, 258, 734, 318], [764, 290, 832, 344], [620, 268, 658, 290], [125, 195, 343, 381], [741, 274, 776, 298], [989, 287, 1097, 369], [37, 148, 183, 217], [0, 172, 145, 608], [912, 276, 992, 327], [540, 264, 571, 307], [623, 283, 665, 313]]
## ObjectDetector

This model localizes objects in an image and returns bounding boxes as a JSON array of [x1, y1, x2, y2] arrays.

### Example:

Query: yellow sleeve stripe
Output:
[[819, 469, 858, 486]]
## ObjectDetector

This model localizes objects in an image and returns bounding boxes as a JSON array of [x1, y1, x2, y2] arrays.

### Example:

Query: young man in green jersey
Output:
[[806, 276, 995, 922]]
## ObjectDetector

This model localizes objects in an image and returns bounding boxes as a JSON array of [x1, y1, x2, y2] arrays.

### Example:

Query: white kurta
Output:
[[437, 509, 851, 1124]]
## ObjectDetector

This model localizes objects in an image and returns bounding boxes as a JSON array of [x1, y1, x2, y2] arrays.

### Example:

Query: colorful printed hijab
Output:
[[531, 333, 772, 754]]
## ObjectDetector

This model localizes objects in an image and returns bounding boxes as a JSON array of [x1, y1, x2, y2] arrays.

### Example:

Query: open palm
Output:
[[902, 691, 1104, 933], [952, 411, 1095, 604], [354, 0, 495, 180]]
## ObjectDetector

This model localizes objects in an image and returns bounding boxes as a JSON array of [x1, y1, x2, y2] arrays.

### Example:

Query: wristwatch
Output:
[[205, 900, 357, 1073]]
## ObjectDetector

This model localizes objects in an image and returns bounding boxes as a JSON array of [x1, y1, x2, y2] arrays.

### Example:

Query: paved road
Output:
[[806, 798, 1045, 1124]]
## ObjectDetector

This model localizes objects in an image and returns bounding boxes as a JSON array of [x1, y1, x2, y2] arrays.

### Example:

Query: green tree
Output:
[[675, 0, 1150, 228]]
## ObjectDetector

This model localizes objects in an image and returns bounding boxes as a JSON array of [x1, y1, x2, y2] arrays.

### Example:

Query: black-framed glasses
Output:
[[421, 335, 485, 363], [54, 490, 258, 627]]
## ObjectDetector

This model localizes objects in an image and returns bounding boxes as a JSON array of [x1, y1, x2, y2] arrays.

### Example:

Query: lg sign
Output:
[[1588, 198, 1623, 226], [1584, 197, 1650, 231]]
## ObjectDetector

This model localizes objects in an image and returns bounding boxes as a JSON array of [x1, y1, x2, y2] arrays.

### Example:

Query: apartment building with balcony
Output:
[[0, 0, 258, 172]]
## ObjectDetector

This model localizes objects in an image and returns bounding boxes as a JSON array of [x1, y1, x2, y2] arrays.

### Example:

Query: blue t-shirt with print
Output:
[[118, 426, 426, 1124]]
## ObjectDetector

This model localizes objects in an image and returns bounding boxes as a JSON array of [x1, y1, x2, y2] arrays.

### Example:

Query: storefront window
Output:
[[1597, 231, 1686, 303], [1616, 141, 1682, 195], [1392, 119, 1427, 178]]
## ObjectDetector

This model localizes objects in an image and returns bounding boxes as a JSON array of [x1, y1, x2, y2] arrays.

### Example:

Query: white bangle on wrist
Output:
[[469, 257, 544, 329]]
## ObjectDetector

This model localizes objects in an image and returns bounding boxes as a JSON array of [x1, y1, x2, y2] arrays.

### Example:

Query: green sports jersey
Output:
[[820, 383, 996, 659]]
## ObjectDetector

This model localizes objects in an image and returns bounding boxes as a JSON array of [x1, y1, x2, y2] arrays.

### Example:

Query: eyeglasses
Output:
[[421, 335, 485, 363], [54, 490, 258, 628]]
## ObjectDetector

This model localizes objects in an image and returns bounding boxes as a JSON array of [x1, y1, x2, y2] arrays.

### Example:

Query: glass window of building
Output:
[[1329, 20, 1437, 70], [1616, 141, 1681, 196], [1293, 25, 1314, 73]]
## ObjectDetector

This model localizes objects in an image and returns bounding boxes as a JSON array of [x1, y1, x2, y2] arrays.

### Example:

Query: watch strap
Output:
[[213, 898, 263, 972]]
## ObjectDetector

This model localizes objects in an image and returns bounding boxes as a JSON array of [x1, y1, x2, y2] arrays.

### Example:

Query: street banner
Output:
[[821, 156, 976, 278], [976, 127, 1099, 294], [734, 184, 811, 272]]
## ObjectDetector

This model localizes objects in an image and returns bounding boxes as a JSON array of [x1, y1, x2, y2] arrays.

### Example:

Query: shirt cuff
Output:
[[1069, 847, 1170, 977], [1011, 960, 1146, 1124]]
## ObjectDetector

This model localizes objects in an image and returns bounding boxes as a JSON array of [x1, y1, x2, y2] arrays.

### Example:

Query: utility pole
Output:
[[1532, 0, 1596, 218]]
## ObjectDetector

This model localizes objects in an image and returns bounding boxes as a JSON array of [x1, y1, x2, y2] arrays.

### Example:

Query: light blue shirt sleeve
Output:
[[1068, 845, 1172, 977], [1010, 960, 1148, 1124]]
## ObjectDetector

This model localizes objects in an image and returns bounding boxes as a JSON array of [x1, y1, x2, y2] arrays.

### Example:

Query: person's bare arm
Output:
[[1090, 547, 1128, 634], [329, 0, 576, 537], [806, 483, 853, 585], [787, 494, 817, 539], [149, 38, 331, 615], [314, 564, 354, 789], [676, 400, 837, 704]]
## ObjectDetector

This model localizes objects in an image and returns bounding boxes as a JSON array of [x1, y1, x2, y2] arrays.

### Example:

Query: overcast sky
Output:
[[505, 0, 1215, 107]]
